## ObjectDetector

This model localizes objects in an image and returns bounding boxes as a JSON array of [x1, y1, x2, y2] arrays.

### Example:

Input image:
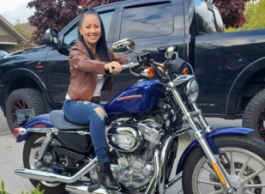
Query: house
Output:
[[0, 14, 28, 53]]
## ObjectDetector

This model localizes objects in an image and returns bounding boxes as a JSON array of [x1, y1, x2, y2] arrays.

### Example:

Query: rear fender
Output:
[[16, 114, 54, 142], [176, 127, 254, 174]]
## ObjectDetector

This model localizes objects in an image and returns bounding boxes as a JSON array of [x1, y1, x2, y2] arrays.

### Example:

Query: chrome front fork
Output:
[[167, 82, 235, 194]]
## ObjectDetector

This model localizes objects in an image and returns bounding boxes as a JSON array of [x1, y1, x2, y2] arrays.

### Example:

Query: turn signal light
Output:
[[183, 68, 189, 75], [14, 128, 20, 137], [140, 67, 155, 78], [147, 67, 154, 78]]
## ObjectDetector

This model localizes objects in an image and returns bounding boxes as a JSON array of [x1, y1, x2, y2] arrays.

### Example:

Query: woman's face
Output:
[[79, 14, 102, 46]]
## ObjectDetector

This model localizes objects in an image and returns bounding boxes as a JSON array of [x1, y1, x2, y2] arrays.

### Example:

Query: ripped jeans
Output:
[[63, 100, 108, 162]]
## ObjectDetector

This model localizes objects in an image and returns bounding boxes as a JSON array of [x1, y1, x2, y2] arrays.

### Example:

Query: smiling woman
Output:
[[63, 8, 130, 192]]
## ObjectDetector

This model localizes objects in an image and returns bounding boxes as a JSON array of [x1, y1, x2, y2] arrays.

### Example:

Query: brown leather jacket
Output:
[[67, 41, 129, 101]]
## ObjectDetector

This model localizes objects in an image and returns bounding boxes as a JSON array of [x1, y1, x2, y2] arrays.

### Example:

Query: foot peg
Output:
[[88, 183, 101, 193]]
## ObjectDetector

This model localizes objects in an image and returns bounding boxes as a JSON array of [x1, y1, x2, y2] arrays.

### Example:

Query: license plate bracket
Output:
[[16, 109, 35, 124]]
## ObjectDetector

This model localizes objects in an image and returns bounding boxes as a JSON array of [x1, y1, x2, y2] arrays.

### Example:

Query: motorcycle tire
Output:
[[23, 133, 68, 194], [182, 135, 265, 194]]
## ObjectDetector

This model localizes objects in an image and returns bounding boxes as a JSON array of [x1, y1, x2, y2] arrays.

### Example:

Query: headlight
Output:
[[185, 79, 199, 102]]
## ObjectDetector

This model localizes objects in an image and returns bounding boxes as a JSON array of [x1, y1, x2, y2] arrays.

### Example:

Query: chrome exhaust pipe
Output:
[[65, 185, 108, 194], [14, 158, 98, 184]]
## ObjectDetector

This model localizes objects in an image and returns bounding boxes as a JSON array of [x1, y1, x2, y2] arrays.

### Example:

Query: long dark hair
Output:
[[78, 9, 110, 62]]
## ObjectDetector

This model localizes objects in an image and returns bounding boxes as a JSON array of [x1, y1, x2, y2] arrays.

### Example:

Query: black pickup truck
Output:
[[1, 0, 265, 140]]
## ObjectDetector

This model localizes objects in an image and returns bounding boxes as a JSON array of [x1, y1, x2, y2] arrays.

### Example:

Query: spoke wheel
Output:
[[23, 134, 70, 194], [192, 148, 265, 194], [182, 135, 265, 194], [29, 136, 62, 188]]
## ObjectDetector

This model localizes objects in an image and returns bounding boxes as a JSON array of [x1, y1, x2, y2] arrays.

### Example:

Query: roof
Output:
[[0, 14, 28, 43], [0, 35, 17, 44], [19, 22, 36, 34]]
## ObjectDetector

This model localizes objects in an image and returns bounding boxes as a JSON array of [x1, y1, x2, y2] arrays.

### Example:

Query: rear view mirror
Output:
[[42, 29, 59, 49], [112, 38, 135, 53], [165, 46, 174, 59]]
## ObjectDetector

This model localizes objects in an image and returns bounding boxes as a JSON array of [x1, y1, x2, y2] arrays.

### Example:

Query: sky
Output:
[[0, 0, 35, 25]]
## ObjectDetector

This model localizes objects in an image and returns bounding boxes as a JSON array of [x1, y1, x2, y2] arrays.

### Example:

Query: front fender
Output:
[[16, 114, 54, 143], [176, 127, 253, 174]]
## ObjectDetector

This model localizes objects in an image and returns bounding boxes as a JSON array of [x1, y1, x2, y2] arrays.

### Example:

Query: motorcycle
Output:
[[14, 36, 265, 194]]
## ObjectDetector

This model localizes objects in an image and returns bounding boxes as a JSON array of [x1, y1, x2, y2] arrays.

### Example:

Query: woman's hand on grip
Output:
[[104, 61, 122, 74]]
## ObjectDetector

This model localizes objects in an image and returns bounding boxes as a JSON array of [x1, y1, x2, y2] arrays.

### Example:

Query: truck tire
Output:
[[242, 88, 265, 141], [6, 88, 47, 135]]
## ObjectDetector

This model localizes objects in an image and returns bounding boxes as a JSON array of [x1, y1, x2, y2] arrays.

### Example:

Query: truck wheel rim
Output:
[[257, 109, 265, 141], [11, 99, 28, 127]]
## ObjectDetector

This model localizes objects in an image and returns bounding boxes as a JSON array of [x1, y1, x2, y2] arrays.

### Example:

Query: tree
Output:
[[28, 0, 83, 45], [225, 0, 265, 32], [213, 0, 251, 29], [240, 0, 265, 30], [14, 24, 32, 40]]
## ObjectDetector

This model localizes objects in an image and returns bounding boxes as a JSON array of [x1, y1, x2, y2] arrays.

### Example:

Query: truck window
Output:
[[120, 3, 173, 39], [213, 6, 224, 33], [194, 0, 217, 34], [63, 11, 114, 47]]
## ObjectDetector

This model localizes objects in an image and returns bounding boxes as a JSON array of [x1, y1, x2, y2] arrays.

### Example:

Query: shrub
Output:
[[0, 181, 45, 194]]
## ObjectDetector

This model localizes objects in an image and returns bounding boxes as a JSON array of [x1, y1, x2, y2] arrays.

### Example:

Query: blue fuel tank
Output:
[[105, 80, 165, 115]]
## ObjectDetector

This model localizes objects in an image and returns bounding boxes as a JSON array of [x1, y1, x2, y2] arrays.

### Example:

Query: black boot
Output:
[[96, 161, 120, 190]]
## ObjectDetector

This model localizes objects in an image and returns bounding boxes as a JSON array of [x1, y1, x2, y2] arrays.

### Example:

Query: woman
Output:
[[63, 9, 129, 190]]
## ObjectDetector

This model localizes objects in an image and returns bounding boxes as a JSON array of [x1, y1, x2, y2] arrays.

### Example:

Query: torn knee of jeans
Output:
[[94, 107, 107, 121], [83, 101, 90, 105]]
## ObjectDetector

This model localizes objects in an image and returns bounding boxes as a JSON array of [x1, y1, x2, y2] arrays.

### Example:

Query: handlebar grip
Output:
[[109, 69, 116, 73], [108, 61, 139, 74]]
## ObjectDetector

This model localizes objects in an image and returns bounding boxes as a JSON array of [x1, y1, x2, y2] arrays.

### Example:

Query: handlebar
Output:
[[109, 61, 140, 73]]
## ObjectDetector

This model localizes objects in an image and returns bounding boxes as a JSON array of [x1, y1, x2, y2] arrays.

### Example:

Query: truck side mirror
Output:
[[42, 29, 59, 49]]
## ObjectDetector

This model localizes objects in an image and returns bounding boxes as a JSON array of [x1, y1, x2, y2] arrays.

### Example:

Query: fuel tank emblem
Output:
[[117, 95, 142, 101]]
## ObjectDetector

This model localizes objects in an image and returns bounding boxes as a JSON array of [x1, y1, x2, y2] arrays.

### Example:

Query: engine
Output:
[[106, 119, 162, 190]]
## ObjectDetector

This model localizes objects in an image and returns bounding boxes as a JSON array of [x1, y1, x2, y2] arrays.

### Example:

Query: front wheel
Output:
[[183, 135, 265, 194]]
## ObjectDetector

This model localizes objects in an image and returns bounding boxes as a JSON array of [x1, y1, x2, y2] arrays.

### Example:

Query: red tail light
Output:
[[14, 128, 20, 137], [34, 124, 47, 128]]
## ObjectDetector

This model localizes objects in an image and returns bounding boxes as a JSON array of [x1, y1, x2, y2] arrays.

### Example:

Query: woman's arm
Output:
[[69, 46, 107, 74]]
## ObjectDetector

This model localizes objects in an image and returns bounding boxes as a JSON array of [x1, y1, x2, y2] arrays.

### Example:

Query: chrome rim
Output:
[[29, 137, 68, 187], [192, 147, 265, 194]]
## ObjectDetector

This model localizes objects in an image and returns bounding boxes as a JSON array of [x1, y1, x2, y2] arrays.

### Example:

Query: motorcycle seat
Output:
[[49, 110, 90, 130]]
